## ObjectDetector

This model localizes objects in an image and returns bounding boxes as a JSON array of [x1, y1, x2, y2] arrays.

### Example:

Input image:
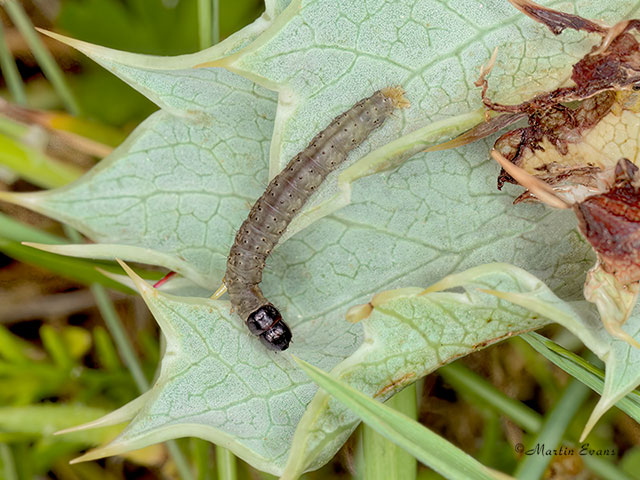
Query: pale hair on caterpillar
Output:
[[224, 86, 409, 351]]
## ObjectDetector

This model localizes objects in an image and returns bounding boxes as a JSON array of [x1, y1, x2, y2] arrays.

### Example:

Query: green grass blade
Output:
[[40, 324, 74, 369], [2, 0, 80, 114], [0, 22, 26, 105], [0, 213, 163, 292], [293, 356, 501, 480], [216, 445, 237, 480], [192, 439, 213, 480], [167, 441, 196, 480], [89, 283, 148, 391], [510, 337, 560, 399], [476, 412, 501, 468], [521, 333, 640, 422], [0, 443, 18, 480], [0, 238, 134, 293], [0, 325, 32, 363], [2, 208, 100, 248], [438, 357, 632, 480], [92, 326, 122, 371], [0, 114, 30, 139], [514, 380, 590, 480], [0, 212, 131, 288], [0, 132, 84, 188], [213, 0, 219, 45], [198, 0, 213, 49], [363, 383, 417, 480], [44, 112, 125, 149], [439, 362, 541, 433]]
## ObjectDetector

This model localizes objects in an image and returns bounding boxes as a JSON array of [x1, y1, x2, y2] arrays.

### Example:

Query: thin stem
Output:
[[2, 0, 80, 114], [439, 362, 541, 432], [514, 380, 590, 480], [0, 21, 26, 104], [212, 0, 220, 45], [168, 442, 196, 480], [89, 283, 148, 390], [198, 0, 213, 49], [216, 445, 237, 480], [192, 439, 213, 480]]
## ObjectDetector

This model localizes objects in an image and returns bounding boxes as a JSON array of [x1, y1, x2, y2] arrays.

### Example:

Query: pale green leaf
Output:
[[70, 261, 545, 476], [8, 1, 600, 294], [224, 0, 624, 170]]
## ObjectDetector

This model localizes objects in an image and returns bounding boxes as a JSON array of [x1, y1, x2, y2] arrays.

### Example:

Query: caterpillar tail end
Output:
[[381, 86, 411, 109], [247, 304, 292, 351]]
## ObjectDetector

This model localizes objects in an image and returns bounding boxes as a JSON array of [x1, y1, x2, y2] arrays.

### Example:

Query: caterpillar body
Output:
[[225, 86, 409, 351]]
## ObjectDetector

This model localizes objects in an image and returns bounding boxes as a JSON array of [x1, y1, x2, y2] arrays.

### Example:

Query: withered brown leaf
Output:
[[444, 0, 640, 348]]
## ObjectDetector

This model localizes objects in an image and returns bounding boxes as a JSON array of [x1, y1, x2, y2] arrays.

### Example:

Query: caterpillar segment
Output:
[[225, 87, 408, 351]]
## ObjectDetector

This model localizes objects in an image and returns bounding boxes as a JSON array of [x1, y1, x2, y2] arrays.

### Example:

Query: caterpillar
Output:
[[225, 86, 409, 351]]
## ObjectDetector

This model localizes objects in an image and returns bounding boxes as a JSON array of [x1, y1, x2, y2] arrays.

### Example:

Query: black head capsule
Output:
[[259, 321, 292, 351], [246, 304, 292, 351], [247, 304, 280, 334]]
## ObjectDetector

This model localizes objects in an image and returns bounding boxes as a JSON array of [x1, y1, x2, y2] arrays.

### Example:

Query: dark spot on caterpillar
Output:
[[225, 87, 408, 351]]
